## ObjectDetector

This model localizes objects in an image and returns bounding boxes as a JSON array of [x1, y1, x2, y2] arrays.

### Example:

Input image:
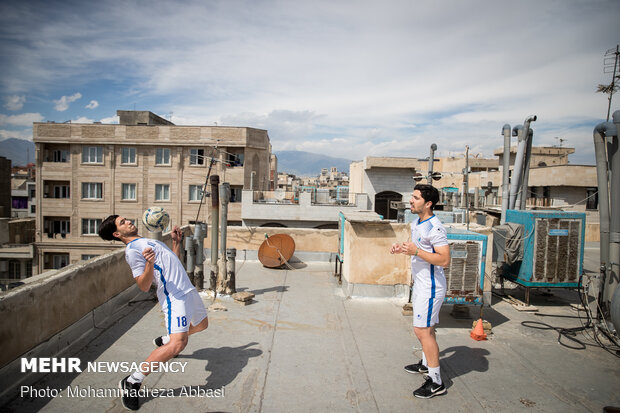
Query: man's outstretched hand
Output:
[[171, 226, 183, 243]]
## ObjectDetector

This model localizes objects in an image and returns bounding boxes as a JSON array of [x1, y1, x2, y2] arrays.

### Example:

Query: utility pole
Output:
[[464, 145, 470, 230]]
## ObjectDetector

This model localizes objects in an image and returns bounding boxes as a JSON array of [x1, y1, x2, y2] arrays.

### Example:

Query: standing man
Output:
[[98, 215, 209, 411], [390, 184, 450, 398]]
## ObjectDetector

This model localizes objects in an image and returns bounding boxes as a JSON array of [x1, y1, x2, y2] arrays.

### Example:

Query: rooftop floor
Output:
[[4, 245, 620, 412]]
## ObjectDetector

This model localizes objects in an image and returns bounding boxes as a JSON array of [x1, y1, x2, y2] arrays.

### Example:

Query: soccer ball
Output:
[[142, 207, 170, 232]]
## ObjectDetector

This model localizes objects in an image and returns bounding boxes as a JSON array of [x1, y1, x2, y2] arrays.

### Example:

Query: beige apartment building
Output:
[[349, 147, 598, 221], [33, 110, 272, 274]]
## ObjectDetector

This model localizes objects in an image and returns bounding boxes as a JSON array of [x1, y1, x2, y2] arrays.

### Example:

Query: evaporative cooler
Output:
[[502, 209, 586, 288], [443, 228, 487, 305]]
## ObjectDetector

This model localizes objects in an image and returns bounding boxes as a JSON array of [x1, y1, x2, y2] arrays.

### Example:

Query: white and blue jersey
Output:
[[125, 237, 195, 309], [411, 215, 448, 326]]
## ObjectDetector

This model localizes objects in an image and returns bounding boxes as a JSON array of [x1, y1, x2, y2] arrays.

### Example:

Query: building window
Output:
[[155, 184, 170, 201], [45, 218, 70, 237], [12, 197, 28, 210], [9, 261, 20, 279], [189, 184, 204, 201], [52, 254, 70, 269], [81, 254, 99, 261], [82, 146, 103, 164], [82, 218, 102, 235], [53, 184, 70, 199], [30, 205, 36, 213], [122, 183, 137, 200], [156, 148, 171, 165], [82, 182, 103, 199], [586, 188, 598, 210], [52, 149, 69, 162], [227, 151, 244, 166], [190, 149, 205, 165], [230, 186, 242, 203], [121, 147, 136, 164]]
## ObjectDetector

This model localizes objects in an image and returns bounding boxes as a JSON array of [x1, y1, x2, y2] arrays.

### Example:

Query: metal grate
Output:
[[533, 218, 581, 283], [444, 240, 482, 300]]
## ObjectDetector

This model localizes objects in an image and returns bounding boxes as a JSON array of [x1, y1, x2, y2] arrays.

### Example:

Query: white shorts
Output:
[[162, 289, 208, 334], [412, 288, 445, 328]]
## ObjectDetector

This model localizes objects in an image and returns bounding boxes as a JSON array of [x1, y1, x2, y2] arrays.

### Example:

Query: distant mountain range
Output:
[[0, 138, 35, 166], [275, 150, 352, 177], [0, 139, 352, 177]]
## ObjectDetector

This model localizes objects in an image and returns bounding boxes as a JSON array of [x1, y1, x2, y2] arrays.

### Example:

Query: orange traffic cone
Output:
[[471, 318, 487, 341]]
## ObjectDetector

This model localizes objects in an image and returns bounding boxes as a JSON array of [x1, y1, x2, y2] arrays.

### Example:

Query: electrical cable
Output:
[[194, 147, 218, 224], [520, 277, 620, 357]]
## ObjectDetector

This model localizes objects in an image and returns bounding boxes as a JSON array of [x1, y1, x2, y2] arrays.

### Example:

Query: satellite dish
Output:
[[258, 234, 296, 268]]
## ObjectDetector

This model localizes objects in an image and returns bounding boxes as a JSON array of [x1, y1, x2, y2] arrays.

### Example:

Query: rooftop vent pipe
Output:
[[501, 124, 511, 224], [520, 128, 535, 210], [593, 121, 614, 305], [509, 125, 525, 209], [608, 111, 620, 333], [509, 116, 537, 210], [428, 143, 437, 185]]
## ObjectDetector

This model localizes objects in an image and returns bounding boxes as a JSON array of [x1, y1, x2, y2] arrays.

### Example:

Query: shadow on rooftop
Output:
[[143, 342, 263, 405], [496, 285, 584, 308], [236, 285, 289, 297], [440, 345, 490, 389], [438, 305, 511, 329]]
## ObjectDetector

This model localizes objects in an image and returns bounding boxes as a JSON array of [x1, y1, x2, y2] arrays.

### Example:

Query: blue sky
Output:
[[0, 0, 618, 164]]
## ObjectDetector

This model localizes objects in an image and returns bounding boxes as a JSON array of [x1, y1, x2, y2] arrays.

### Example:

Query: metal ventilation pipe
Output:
[[609, 111, 620, 323], [210, 175, 220, 292], [428, 143, 437, 185], [501, 124, 511, 224], [520, 128, 535, 210], [593, 121, 613, 308], [193, 222, 206, 290], [509, 115, 537, 210], [185, 235, 196, 285], [509, 125, 525, 209]]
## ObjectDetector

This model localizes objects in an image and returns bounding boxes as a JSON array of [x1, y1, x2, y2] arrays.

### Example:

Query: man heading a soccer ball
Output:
[[98, 214, 209, 411]]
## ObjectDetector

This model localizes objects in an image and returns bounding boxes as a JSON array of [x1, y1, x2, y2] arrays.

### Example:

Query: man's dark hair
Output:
[[414, 184, 440, 210], [98, 215, 120, 241]]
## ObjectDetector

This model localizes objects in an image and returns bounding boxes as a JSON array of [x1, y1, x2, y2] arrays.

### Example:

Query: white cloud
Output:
[[0, 112, 44, 127], [4, 95, 25, 111], [85, 100, 99, 109], [0, 129, 32, 141], [54, 92, 82, 111], [100, 115, 119, 124], [72, 116, 94, 123]]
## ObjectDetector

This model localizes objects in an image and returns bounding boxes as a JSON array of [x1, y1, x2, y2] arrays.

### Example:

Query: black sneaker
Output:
[[119, 375, 141, 410], [153, 336, 164, 347], [413, 377, 446, 399], [404, 360, 428, 374]]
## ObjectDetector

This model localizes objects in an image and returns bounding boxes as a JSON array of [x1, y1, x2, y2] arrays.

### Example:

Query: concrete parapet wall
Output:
[[205, 226, 339, 253], [0, 250, 132, 369], [343, 221, 411, 286], [0, 230, 184, 370]]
